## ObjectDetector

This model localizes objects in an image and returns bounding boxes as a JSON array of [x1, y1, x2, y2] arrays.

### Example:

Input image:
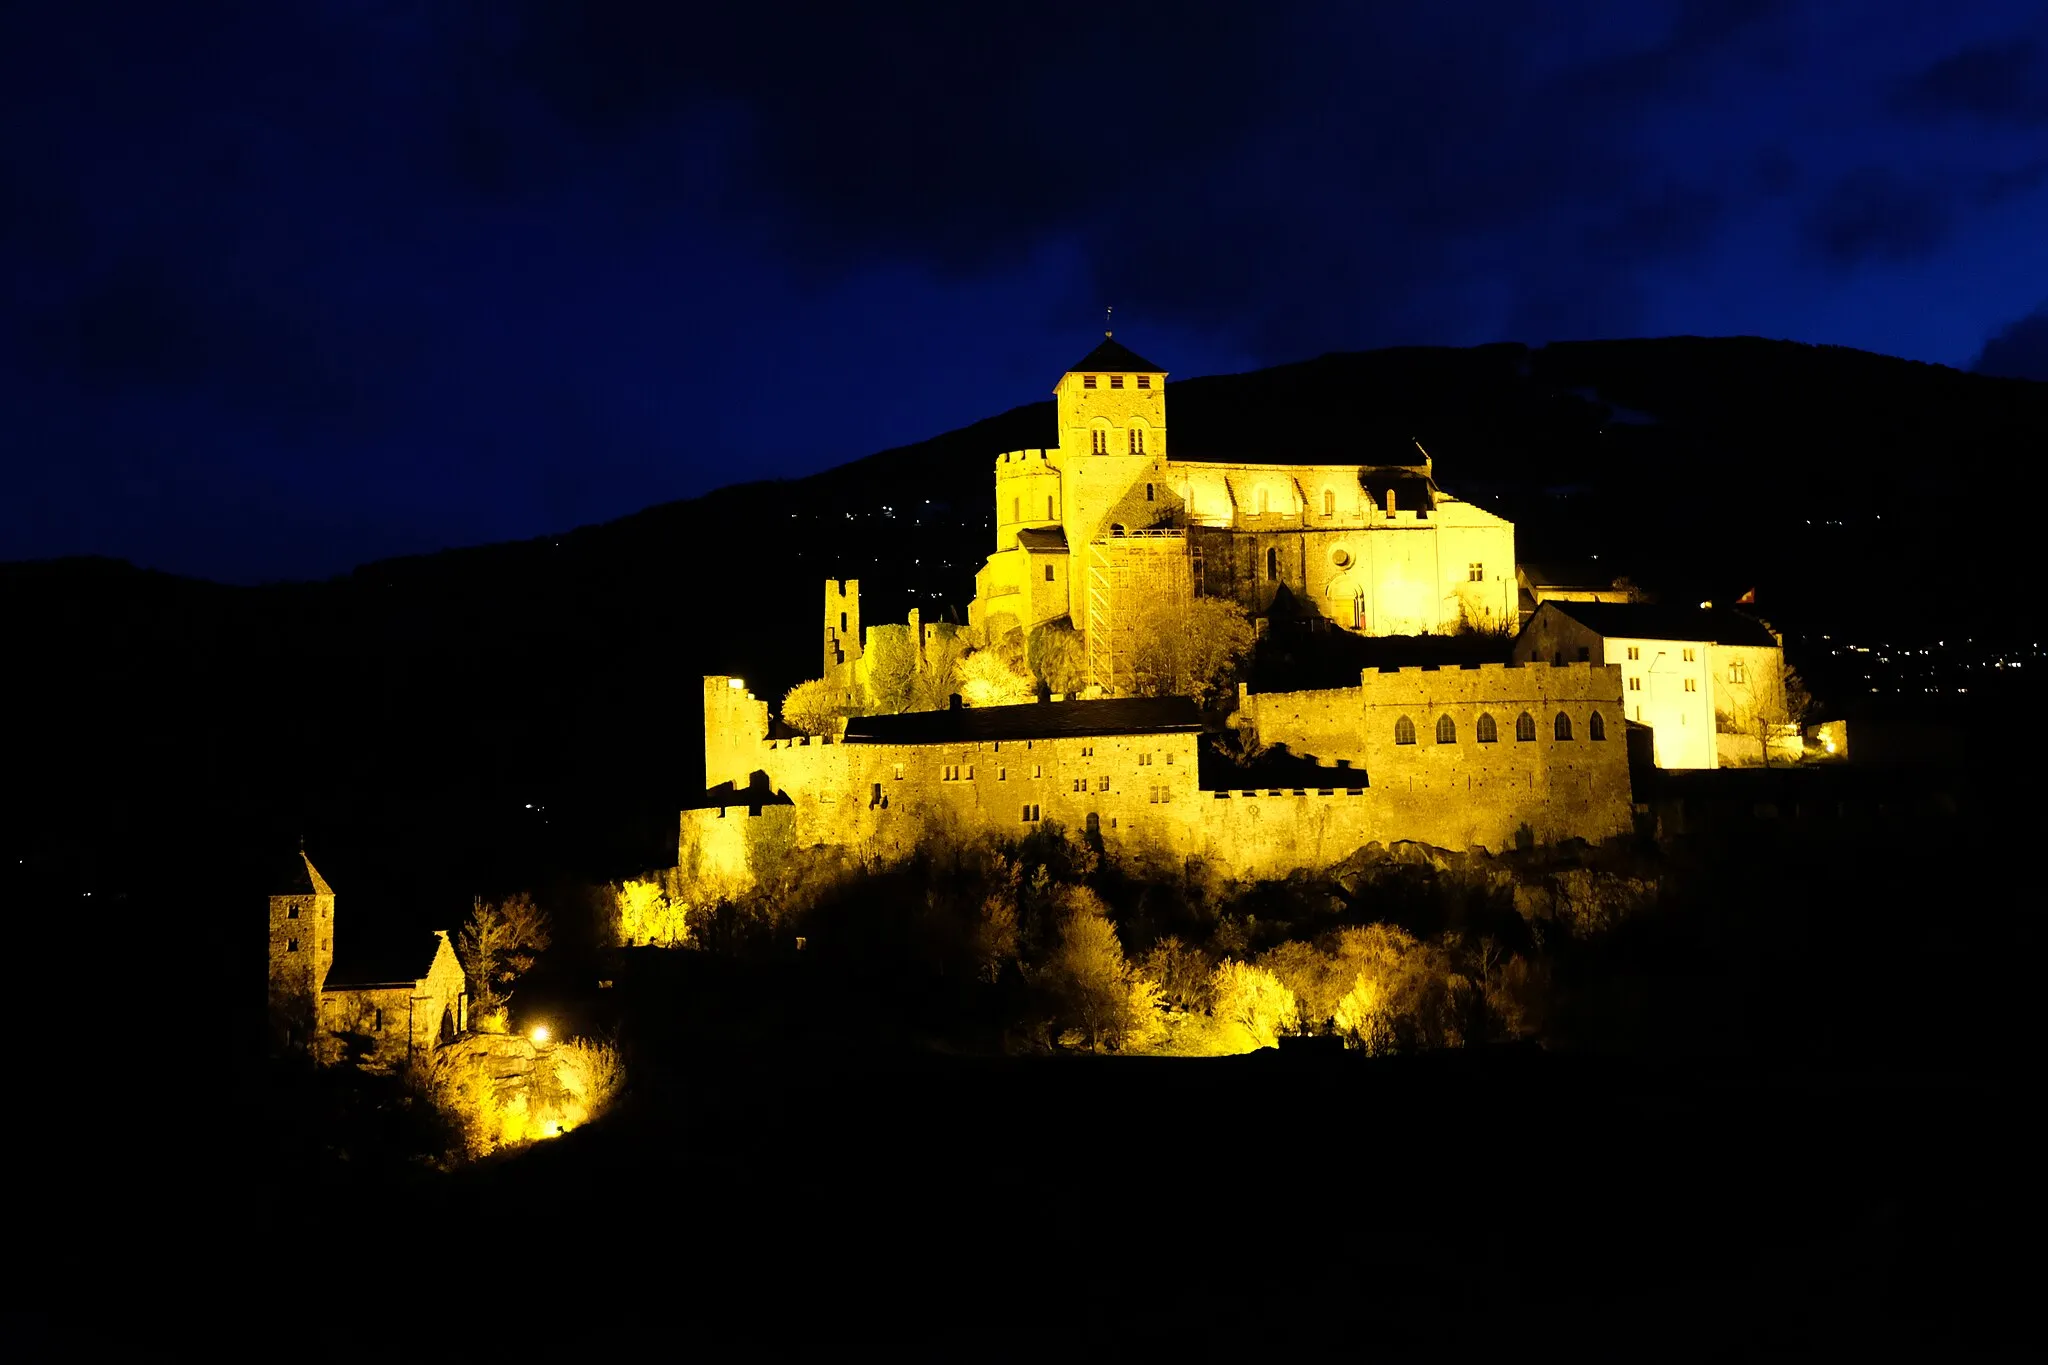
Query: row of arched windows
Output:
[[1394, 711, 1607, 746]]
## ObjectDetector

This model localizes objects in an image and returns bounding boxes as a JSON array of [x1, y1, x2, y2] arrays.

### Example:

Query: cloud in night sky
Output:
[[1974, 301, 2048, 381], [1, 0, 2044, 581]]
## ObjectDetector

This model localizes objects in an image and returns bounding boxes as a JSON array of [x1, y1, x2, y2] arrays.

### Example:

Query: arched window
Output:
[[1322, 488, 1335, 516], [1515, 711, 1536, 742], [1554, 712, 1573, 741], [1436, 714, 1456, 744], [1476, 713, 1498, 744], [1589, 711, 1606, 741], [1145, 483, 1155, 502], [1129, 428, 1145, 455], [1266, 547, 1279, 581], [1394, 715, 1417, 746]]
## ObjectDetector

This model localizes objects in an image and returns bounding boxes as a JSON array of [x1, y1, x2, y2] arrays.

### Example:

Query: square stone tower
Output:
[[267, 846, 335, 1007], [1055, 334, 1169, 619]]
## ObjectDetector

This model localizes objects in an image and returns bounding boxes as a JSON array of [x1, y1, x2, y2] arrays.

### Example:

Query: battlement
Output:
[[1367, 660, 1601, 675], [827, 578, 857, 598], [996, 448, 1057, 471]]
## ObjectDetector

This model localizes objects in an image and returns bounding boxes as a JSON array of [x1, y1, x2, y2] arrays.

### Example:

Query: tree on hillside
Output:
[[781, 677, 841, 735], [1129, 597, 1256, 707], [912, 630, 969, 711], [782, 678, 843, 736], [863, 627, 920, 714], [458, 892, 553, 1016], [1051, 900, 1129, 1050], [957, 647, 1035, 707], [1209, 960, 1298, 1050], [1027, 618, 1088, 697]]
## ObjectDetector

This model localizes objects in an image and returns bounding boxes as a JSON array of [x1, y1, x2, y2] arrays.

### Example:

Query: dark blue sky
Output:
[[3, 1, 2044, 584]]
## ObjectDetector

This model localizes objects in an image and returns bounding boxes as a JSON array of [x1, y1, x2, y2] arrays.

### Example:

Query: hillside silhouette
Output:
[[6, 335, 2043, 934]]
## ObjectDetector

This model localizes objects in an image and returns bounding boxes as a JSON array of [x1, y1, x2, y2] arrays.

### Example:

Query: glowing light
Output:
[[529, 1024, 551, 1045], [728, 678, 747, 690]]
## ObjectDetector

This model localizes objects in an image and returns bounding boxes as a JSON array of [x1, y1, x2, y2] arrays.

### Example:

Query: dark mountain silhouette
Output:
[[6, 335, 2042, 928]]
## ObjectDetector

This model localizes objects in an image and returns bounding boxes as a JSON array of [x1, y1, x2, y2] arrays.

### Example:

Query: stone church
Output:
[[266, 847, 469, 1066], [968, 335, 1517, 694]]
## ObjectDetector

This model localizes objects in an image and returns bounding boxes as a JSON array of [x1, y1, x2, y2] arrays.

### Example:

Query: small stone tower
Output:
[[267, 845, 335, 1011], [825, 578, 862, 678]]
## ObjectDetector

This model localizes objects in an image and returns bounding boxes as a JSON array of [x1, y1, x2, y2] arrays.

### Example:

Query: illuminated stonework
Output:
[[968, 336, 1517, 693], [267, 848, 469, 1066]]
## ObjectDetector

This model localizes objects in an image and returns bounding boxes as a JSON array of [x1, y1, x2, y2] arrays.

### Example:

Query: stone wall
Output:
[[268, 887, 334, 1004]]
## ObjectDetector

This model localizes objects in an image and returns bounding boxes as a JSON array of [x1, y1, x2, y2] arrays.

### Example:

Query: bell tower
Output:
[[1056, 331, 1168, 619]]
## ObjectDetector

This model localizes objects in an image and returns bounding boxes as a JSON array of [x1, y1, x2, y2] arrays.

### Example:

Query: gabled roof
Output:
[[1521, 559, 1618, 589], [326, 929, 447, 991], [274, 848, 332, 897], [1068, 336, 1165, 374], [1015, 526, 1069, 552], [1543, 601, 1779, 648], [845, 697, 1203, 745]]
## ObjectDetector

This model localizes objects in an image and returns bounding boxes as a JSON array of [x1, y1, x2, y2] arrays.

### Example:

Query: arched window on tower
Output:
[[1092, 428, 1108, 455], [1589, 711, 1607, 741], [1395, 715, 1417, 746], [1476, 713, 1498, 744], [1515, 711, 1536, 742], [1554, 712, 1573, 741], [1129, 428, 1144, 455], [1436, 714, 1456, 744], [1266, 547, 1279, 581]]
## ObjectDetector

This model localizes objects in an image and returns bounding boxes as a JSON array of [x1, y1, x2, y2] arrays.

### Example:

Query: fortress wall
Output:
[[1240, 686, 1365, 767]]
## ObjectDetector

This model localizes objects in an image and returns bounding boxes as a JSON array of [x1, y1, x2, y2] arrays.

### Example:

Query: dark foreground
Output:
[[78, 1046, 2021, 1353]]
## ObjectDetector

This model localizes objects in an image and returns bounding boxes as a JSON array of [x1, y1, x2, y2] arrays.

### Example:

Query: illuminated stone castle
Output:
[[675, 335, 1649, 891], [968, 335, 1517, 694]]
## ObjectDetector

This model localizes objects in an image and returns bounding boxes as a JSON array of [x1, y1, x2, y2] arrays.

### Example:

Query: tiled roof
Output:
[[1545, 602, 1779, 647], [1068, 337, 1166, 374], [1015, 526, 1069, 551], [844, 697, 1203, 745]]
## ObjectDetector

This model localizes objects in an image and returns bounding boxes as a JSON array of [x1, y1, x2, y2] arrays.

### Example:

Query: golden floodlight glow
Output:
[[529, 1023, 551, 1045], [728, 677, 747, 690]]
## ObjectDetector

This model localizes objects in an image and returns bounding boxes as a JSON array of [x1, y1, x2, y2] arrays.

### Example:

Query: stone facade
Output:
[[267, 849, 336, 1009], [319, 931, 469, 1067], [1512, 601, 1796, 769], [681, 663, 1633, 890], [965, 337, 1517, 686], [266, 847, 470, 1067]]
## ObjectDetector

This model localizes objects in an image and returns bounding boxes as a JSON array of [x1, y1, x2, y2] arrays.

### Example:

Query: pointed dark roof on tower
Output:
[[273, 847, 333, 897], [1069, 336, 1165, 374]]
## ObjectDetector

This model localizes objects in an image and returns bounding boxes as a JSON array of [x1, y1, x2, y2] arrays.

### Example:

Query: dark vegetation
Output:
[[10, 337, 2043, 1346]]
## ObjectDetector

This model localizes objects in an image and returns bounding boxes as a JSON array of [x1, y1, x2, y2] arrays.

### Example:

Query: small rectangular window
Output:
[[287, 906, 299, 920], [998, 767, 1007, 781], [1081, 745, 1093, 757], [1047, 495, 1055, 519], [1137, 375, 1150, 388], [1110, 375, 1124, 389], [1730, 660, 1747, 684], [893, 763, 904, 780], [1146, 483, 1155, 502], [1683, 648, 1696, 662], [1628, 677, 1641, 692], [1626, 646, 1640, 661], [286, 939, 299, 953], [1023, 804, 1040, 822], [1045, 564, 1055, 582], [1032, 764, 1042, 778], [1684, 678, 1697, 692], [1012, 496, 1020, 523], [1074, 779, 1086, 793], [1083, 375, 1097, 389], [1098, 776, 1110, 792], [1324, 490, 1335, 516], [1468, 562, 1484, 582]]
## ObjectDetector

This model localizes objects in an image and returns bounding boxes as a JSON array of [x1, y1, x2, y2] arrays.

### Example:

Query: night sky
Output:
[[4, 1, 2044, 584]]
